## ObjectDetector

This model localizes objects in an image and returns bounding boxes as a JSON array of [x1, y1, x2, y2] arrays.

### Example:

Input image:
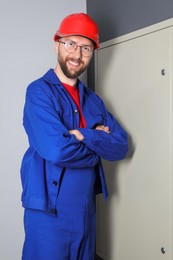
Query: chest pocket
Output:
[[52, 96, 73, 130], [58, 109, 72, 129]]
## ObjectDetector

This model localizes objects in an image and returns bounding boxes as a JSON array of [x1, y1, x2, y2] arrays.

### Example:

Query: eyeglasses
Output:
[[58, 40, 94, 57]]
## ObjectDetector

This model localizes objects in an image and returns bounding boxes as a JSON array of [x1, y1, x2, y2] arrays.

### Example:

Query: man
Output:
[[21, 13, 128, 260]]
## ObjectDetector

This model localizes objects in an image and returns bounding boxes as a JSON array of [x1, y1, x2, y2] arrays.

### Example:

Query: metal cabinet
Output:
[[95, 19, 173, 260]]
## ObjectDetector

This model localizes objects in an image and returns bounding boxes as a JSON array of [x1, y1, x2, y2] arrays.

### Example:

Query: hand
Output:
[[95, 125, 110, 134], [69, 129, 84, 141]]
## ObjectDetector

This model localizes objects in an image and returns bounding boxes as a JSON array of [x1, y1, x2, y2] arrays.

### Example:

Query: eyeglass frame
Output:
[[58, 39, 94, 57]]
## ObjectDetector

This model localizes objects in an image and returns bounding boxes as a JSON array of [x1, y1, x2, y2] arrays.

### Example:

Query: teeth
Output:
[[69, 60, 79, 66]]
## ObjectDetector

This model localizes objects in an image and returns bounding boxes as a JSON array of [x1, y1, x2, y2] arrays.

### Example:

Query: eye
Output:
[[82, 46, 93, 53], [66, 41, 76, 48], [84, 46, 89, 51]]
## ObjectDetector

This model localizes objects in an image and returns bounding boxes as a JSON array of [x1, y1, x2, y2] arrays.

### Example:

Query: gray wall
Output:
[[0, 1, 86, 259], [87, 0, 173, 42]]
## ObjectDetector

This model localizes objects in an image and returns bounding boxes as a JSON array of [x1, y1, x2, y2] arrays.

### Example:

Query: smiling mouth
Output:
[[68, 60, 79, 66], [67, 58, 83, 67]]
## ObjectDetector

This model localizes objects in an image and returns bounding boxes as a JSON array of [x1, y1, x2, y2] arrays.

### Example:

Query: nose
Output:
[[73, 46, 83, 58]]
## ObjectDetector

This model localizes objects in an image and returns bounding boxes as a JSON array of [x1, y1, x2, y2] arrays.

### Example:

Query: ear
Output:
[[54, 41, 59, 55]]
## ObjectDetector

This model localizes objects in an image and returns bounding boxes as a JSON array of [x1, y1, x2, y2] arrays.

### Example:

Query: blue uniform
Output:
[[21, 69, 128, 259]]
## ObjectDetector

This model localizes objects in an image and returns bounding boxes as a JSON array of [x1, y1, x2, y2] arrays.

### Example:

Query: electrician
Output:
[[21, 13, 128, 260]]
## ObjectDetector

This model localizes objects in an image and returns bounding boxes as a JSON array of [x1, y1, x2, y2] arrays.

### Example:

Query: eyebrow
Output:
[[61, 38, 94, 48]]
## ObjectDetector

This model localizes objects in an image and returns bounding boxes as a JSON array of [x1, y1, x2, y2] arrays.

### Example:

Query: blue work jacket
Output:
[[20, 69, 128, 214]]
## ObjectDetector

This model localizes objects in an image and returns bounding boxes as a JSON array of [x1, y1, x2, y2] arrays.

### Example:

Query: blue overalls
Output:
[[21, 69, 128, 259]]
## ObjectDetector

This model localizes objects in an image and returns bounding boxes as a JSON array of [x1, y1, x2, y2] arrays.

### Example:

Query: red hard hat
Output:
[[54, 13, 99, 49]]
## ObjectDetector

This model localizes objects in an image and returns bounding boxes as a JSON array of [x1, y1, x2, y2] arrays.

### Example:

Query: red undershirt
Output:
[[62, 83, 86, 128]]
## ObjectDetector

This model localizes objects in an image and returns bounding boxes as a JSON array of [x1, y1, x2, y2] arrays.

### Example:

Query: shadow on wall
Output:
[[95, 255, 104, 260]]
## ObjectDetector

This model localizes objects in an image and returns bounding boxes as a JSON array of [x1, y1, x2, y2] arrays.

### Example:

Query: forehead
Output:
[[61, 35, 94, 46]]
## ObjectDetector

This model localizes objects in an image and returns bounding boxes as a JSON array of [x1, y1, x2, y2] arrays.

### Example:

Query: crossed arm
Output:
[[24, 86, 128, 165], [69, 125, 110, 141]]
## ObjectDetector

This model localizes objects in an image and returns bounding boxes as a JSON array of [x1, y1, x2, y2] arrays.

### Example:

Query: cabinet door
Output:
[[96, 26, 172, 260]]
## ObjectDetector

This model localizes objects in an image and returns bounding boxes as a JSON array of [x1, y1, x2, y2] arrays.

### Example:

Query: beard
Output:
[[58, 53, 88, 79]]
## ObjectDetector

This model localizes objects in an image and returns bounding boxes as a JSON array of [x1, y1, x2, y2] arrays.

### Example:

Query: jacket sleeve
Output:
[[77, 96, 128, 161], [23, 84, 99, 168]]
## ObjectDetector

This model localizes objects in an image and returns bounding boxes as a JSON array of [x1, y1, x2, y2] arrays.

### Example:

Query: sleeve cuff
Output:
[[76, 128, 94, 146]]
